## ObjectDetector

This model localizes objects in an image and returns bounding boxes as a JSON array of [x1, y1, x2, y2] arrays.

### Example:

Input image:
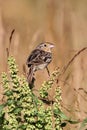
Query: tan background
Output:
[[0, 0, 87, 129]]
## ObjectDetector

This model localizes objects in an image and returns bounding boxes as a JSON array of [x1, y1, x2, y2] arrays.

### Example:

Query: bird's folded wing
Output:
[[27, 49, 52, 66]]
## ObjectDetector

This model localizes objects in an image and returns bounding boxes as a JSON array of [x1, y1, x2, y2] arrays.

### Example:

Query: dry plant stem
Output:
[[9, 29, 15, 44], [79, 88, 87, 95], [74, 88, 87, 102], [6, 29, 15, 58], [60, 47, 87, 76]]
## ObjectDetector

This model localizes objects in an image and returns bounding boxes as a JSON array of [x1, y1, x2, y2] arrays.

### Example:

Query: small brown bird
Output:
[[26, 42, 54, 86]]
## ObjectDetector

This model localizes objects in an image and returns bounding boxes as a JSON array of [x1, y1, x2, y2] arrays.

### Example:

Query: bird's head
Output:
[[36, 42, 54, 52]]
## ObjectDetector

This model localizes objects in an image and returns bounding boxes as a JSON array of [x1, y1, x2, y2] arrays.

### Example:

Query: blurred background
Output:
[[0, 0, 87, 129]]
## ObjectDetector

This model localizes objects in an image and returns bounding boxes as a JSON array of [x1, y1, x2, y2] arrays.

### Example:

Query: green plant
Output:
[[0, 56, 79, 130]]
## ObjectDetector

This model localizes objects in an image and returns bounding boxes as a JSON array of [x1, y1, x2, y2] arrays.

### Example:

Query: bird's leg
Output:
[[46, 66, 50, 76]]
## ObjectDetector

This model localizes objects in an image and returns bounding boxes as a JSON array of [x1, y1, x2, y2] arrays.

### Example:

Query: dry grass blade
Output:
[[6, 29, 15, 58], [9, 29, 15, 44], [61, 47, 87, 75]]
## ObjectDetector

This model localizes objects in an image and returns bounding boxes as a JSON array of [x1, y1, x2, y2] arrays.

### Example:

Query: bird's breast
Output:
[[34, 63, 47, 71]]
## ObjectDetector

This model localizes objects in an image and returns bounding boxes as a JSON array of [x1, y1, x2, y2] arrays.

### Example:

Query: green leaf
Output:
[[54, 108, 79, 126], [7, 99, 15, 105], [18, 125, 27, 129], [13, 107, 22, 114], [4, 90, 13, 96], [0, 104, 5, 128], [0, 104, 5, 117], [79, 118, 87, 130], [54, 108, 68, 120], [0, 115, 4, 129]]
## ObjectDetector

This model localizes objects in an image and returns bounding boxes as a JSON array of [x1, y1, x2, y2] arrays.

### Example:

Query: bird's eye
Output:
[[44, 44, 47, 47]]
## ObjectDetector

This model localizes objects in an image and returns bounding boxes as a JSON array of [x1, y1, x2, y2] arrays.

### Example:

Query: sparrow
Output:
[[26, 42, 54, 87]]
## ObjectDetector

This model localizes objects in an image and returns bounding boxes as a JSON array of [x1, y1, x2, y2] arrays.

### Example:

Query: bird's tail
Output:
[[27, 66, 34, 88]]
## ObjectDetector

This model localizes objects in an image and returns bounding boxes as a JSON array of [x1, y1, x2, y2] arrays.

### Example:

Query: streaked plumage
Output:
[[26, 42, 54, 86]]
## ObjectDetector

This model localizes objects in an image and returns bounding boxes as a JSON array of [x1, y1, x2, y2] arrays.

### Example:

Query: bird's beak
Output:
[[50, 44, 54, 48]]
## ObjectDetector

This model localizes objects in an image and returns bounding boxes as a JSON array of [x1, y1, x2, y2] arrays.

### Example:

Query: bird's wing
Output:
[[27, 49, 52, 67]]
